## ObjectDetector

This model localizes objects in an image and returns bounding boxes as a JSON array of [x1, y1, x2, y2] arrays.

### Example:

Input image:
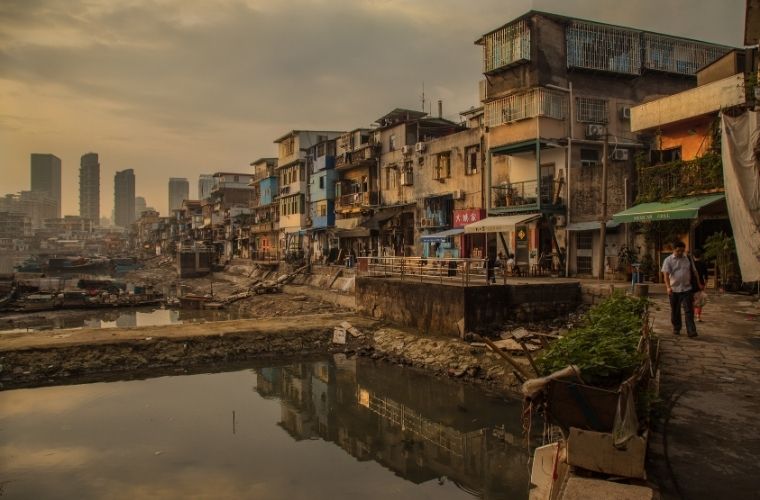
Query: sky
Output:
[[0, 0, 745, 217]]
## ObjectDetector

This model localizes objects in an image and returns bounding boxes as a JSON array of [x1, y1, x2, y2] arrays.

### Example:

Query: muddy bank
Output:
[[0, 313, 375, 390]]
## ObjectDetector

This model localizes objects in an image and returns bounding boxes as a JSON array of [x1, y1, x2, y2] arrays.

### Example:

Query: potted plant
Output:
[[639, 254, 657, 283], [616, 245, 635, 281]]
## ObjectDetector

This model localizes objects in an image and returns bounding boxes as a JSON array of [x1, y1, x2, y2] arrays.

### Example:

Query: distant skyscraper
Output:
[[79, 153, 100, 224], [168, 178, 189, 212], [198, 174, 215, 201], [135, 196, 147, 219], [30, 153, 62, 218], [114, 169, 135, 228]]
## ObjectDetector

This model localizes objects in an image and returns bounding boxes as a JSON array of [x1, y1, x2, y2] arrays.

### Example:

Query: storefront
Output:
[[420, 228, 465, 258], [464, 213, 541, 270]]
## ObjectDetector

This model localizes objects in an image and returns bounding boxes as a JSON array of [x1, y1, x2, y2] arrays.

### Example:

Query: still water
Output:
[[0, 358, 529, 499], [0, 307, 256, 333]]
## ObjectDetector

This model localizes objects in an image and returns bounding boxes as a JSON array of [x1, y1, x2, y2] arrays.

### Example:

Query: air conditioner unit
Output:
[[585, 124, 606, 139], [415, 142, 426, 153], [401, 145, 413, 155], [620, 106, 631, 120], [612, 149, 629, 161], [452, 189, 465, 200]]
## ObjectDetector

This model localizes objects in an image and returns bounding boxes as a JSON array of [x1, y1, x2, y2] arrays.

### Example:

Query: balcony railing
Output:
[[636, 153, 723, 203], [336, 192, 376, 210], [491, 179, 565, 209], [335, 145, 378, 170], [357, 256, 508, 286], [251, 221, 276, 233]]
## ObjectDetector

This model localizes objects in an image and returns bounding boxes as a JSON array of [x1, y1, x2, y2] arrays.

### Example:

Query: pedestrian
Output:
[[692, 249, 709, 322], [486, 253, 497, 284], [661, 241, 698, 337]]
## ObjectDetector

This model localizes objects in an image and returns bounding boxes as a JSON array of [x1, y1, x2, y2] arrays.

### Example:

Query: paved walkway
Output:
[[646, 290, 760, 500]]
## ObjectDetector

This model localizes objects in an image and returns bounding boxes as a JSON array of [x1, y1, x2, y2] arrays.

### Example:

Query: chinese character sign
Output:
[[453, 209, 484, 228]]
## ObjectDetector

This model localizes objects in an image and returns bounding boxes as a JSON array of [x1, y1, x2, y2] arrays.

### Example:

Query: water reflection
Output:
[[257, 358, 529, 499], [0, 358, 529, 499], [0, 307, 257, 333]]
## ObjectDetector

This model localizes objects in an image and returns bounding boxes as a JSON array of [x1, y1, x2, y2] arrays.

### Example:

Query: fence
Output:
[[356, 256, 521, 286]]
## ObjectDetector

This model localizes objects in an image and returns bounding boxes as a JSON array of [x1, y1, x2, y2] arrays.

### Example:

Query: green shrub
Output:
[[536, 293, 648, 387]]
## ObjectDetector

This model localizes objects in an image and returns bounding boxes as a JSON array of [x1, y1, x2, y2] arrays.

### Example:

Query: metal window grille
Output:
[[483, 19, 531, 73], [576, 97, 608, 123], [577, 232, 593, 250], [566, 21, 641, 75], [577, 255, 593, 274], [484, 88, 567, 127], [643, 33, 730, 75]]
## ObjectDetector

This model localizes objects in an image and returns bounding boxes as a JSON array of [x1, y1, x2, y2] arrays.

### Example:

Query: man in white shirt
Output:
[[661, 240, 698, 337]]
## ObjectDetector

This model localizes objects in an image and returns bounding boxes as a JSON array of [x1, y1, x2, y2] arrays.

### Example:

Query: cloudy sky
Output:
[[0, 0, 745, 217]]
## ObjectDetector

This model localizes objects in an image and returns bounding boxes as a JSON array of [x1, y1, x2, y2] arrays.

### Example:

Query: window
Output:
[[317, 201, 327, 217], [319, 176, 325, 189], [651, 147, 682, 163], [465, 146, 479, 175], [576, 97, 608, 124], [401, 161, 414, 186], [434, 153, 451, 180], [580, 148, 600, 167], [576, 232, 593, 274], [482, 19, 531, 73], [485, 88, 567, 127], [389, 134, 397, 152], [280, 137, 295, 157]]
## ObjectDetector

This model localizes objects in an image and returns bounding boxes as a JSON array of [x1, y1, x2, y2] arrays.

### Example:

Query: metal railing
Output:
[[491, 179, 565, 208], [356, 256, 518, 286]]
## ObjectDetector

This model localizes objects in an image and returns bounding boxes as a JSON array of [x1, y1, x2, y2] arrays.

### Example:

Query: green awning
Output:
[[612, 194, 725, 223]]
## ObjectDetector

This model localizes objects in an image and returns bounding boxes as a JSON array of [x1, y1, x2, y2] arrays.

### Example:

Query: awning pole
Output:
[[599, 133, 609, 280]]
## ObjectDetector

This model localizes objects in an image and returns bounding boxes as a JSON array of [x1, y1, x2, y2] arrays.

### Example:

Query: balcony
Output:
[[251, 221, 276, 233], [336, 192, 377, 212], [491, 179, 566, 211], [335, 145, 378, 170], [636, 153, 723, 203]]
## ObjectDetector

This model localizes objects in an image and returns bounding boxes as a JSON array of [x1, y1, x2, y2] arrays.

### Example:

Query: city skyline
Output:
[[0, 0, 745, 217]]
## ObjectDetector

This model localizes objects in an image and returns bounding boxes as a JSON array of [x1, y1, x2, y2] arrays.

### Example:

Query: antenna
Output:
[[420, 82, 425, 112]]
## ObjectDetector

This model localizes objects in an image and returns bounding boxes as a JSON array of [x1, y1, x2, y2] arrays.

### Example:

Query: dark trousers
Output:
[[670, 290, 697, 336]]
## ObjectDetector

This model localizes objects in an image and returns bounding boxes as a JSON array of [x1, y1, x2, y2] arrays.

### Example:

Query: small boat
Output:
[[14, 258, 42, 273], [19, 293, 63, 311]]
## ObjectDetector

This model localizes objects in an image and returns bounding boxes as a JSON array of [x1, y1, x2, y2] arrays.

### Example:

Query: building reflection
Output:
[[255, 356, 529, 499]]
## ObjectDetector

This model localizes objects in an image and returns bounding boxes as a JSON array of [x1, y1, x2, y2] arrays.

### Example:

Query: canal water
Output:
[[0, 358, 530, 499], [0, 307, 256, 333]]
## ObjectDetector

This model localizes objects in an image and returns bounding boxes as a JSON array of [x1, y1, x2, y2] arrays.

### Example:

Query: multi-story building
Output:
[[168, 177, 189, 213], [198, 174, 215, 201], [306, 139, 338, 263], [134, 196, 147, 220], [114, 169, 136, 228], [30, 153, 62, 218], [274, 130, 344, 260], [621, 48, 755, 280], [334, 128, 378, 259], [80, 152, 100, 224], [372, 106, 472, 257], [0, 191, 57, 230], [249, 158, 280, 261], [201, 172, 256, 261], [475, 11, 731, 276]]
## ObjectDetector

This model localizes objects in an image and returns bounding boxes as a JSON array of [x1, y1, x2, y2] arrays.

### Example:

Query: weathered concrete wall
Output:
[[356, 277, 582, 336], [355, 277, 465, 336], [464, 282, 581, 326]]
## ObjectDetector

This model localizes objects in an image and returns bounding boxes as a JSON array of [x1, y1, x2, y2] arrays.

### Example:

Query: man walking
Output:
[[662, 241, 698, 337]]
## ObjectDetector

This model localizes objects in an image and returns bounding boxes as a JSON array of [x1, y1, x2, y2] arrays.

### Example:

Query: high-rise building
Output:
[[168, 178, 189, 212], [198, 174, 215, 201], [114, 169, 135, 228], [79, 153, 100, 224], [30, 153, 62, 218], [135, 196, 147, 220]]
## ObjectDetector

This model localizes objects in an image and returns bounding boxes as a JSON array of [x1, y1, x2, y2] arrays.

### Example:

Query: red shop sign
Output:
[[453, 209, 485, 228]]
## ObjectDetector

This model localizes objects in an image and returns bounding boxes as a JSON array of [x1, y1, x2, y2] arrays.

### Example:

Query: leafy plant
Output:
[[639, 254, 657, 280], [537, 293, 648, 387], [703, 232, 737, 285]]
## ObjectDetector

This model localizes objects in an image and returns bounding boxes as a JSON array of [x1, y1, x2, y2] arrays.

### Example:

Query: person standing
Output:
[[662, 241, 698, 337]]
